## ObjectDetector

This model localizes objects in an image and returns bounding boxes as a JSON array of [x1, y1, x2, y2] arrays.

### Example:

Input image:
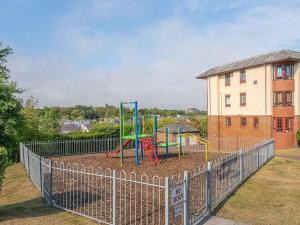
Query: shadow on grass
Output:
[[0, 197, 60, 222]]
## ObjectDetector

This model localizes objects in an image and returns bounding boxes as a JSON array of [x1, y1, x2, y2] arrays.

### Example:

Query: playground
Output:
[[49, 101, 215, 178], [18, 101, 271, 225]]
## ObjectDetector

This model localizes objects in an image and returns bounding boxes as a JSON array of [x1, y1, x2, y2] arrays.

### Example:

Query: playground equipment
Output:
[[107, 100, 210, 165], [181, 133, 209, 161], [157, 127, 183, 159], [108, 101, 159, 166]]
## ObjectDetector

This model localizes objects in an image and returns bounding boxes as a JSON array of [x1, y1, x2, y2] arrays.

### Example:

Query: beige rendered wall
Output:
[[207, 65, 273, 116]]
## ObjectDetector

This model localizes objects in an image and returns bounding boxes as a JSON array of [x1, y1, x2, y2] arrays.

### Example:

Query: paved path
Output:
[[202, 216, 248, 225]]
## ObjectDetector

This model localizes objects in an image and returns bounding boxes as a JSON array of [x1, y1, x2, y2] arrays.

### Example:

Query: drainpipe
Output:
[[264, 64, 268, 140]]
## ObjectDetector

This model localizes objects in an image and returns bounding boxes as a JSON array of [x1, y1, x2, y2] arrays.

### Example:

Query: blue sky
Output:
[[1, 0, 300, 109]]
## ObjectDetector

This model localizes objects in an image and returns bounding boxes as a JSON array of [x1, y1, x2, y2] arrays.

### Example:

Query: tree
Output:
[[0, 44, 23, 159]]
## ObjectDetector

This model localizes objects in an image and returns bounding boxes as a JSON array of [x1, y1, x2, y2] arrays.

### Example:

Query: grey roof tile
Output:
[[196, 49, 300, 79]]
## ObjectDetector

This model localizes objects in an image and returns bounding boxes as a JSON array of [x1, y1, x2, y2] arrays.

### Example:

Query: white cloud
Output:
[[7, 1, 300, 110]]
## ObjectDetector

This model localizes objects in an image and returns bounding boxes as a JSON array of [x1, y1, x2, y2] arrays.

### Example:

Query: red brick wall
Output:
[[208, 115, 299, 149], [208, 115, 273, 140]]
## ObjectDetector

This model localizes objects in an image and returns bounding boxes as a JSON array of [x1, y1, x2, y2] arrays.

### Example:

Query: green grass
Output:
[[0, 163, 96, 225], [217, 154, 300, 225]]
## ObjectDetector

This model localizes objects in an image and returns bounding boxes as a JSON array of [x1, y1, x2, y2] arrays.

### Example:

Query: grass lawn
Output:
[[217, 150, 300, 225], [0, 163, 96, 225]]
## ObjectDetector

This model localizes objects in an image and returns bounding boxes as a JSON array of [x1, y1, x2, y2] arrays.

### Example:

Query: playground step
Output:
[[141, 137, 160, 166]]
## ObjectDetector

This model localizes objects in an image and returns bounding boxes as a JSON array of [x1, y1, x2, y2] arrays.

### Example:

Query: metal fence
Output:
[[23, 137, 135, 157], [20, 138, 274, 225]]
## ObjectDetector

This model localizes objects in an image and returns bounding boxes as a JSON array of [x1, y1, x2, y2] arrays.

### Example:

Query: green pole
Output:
[[120, 102, 123, 165]]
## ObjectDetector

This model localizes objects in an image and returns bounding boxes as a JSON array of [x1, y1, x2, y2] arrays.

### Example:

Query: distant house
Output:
[[60, 120, 91, 134], [185, 108, 201, 114], [157, 123, 199, 146]]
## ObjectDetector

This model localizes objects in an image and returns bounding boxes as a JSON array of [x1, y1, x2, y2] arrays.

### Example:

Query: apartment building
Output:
[[197, 49, 300, 149]]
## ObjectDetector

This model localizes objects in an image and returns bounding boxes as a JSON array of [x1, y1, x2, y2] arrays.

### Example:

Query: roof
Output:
[[196, 49, 300, 79], [157, 123, 199, 134]]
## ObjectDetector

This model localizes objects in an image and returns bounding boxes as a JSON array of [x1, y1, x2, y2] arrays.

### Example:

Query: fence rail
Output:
[[20, 138, 275, 225]]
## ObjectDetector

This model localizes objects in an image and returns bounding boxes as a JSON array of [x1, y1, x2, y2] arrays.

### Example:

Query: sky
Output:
[[1, 0, 300, 110]]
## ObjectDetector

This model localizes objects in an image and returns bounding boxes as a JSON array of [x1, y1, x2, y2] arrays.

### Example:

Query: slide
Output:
[[107, 139, 131, 158]]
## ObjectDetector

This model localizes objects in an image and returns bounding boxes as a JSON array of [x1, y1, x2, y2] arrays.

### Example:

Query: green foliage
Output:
[[191, 116, 207, 137], [296, 129, 300, 146], [157, 117, 176, 128], [66, 124, 119, 139], [0, 147, 8, 185], [19, 97, 59, 142], [0, 44, 23, 160]]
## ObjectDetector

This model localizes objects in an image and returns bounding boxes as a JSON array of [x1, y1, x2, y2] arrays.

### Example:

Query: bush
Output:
[[296, 129, 300, 147], [0, 147, 8, 185]]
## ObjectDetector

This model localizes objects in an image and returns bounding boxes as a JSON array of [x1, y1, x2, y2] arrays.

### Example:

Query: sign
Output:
[[174, 202, 183, 217], [171, 183, 184, 206]]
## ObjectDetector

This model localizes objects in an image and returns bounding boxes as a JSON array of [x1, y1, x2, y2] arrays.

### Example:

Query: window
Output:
[[240, 93, 246, 106], [225, 74, 231, 86], [273, 91, 293, 106], [285, 65, 294, 80], [274, 118, 283, 132], [286, 118, 293, 132], [240, 117, 247, 127], [286, 92, 293, 106], [225, 117, 231, 127], [273, 92, 283, 106], [273, 64, 294, 80], [240, 70, 246, 83], [253, 117, 259, 128], [276, 66, 283, 79], [225, 94, 231, 107]]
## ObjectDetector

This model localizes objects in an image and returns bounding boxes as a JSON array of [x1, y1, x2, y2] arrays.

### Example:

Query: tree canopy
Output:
[[0, 44, 23, 159]]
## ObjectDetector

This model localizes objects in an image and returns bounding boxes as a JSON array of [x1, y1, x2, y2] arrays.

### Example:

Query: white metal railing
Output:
[[20, 138, 275, 225]]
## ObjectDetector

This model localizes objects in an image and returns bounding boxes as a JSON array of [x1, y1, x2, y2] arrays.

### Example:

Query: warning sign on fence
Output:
[[171, 183, 184, 218], [174, 202, 183, 217], [171, 183, 184, 205]]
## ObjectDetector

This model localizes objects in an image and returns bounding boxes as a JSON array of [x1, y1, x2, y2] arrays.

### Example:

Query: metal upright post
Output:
[[184, 171, 190, 225], [239, 149, 243, 183], [49, 160, 53, 205], [206, 162, 212, 214], [39, 156, 43, 195], [164, 177, 170, 225], [166, 127, 169, 159], [257, 147, 260, 168], [120, 102, 123, 165], [27, 149, 30, 177], [154, 115, 158, 155], [179, 127, 182, 159], [112, 170, 116, 225], [134, 101, 139, 165]]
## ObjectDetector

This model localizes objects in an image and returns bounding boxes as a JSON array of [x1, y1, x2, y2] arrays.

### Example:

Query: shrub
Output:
[[0, 147, 8, 185], [296, 129, 300, 147]]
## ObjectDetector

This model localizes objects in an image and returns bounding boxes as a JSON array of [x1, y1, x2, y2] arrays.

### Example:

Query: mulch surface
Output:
[[49, 148, 225, 179]]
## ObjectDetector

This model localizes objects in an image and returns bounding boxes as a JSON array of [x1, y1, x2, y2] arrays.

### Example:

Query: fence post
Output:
[[27, 149, 30, 177], [184, 171, 190, 225], [164, 177, 170, 225], [257, 147, 260, 168], [206, 162, 212, 214], [49, 160, 53, 205], [239, 149, 243, 183], [39, 156, 43, 195], [112, 170, 116, 225], [266, 142, 269, 161]]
